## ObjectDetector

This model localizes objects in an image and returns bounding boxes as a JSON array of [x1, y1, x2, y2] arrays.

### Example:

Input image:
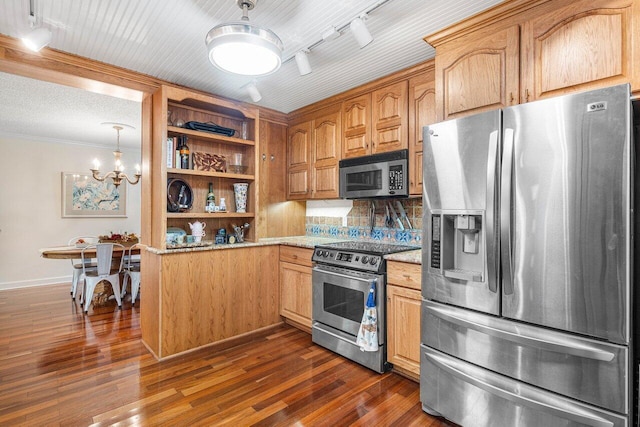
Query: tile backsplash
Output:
[[305, 198, 423, 246]]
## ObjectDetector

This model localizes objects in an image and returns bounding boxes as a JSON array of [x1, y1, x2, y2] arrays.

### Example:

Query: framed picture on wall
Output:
[[61, 172, 127, 217]]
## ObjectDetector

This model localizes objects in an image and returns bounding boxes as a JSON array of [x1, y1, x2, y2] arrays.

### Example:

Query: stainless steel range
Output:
[[311, 240, 419, 373]]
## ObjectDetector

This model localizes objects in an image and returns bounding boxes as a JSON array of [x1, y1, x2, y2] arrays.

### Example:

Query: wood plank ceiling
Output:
[[0, 0, 503, 113]]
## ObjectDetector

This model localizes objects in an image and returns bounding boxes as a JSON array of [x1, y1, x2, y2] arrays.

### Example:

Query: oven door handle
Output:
[[313, 267, 378, 283], [313, 322, 358, 346]]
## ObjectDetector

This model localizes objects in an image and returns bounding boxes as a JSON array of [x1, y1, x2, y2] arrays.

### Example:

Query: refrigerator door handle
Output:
[[425, 350, 615, 427], [486, 130, 499, 293], [500, 128, 515, 295], [427, 302, 615, 362]]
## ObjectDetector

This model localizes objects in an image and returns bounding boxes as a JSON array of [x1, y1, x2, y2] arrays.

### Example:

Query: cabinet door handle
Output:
[[509, 92, 514, 104], [525, 88, 530, 102]]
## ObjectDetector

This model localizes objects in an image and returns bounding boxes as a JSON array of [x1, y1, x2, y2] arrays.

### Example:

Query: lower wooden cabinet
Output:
[[140, 245, 281, 359], [387, 261, 422, 380], [279, 246, 314, 330]]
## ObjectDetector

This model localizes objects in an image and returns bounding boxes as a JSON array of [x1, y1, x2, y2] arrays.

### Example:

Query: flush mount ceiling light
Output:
[[205, 0, 283, 76], [21, 0, 51, 52]]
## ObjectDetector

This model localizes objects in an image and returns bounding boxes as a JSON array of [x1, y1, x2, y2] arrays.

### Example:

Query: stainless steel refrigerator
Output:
[[420, 84, 634, 427]]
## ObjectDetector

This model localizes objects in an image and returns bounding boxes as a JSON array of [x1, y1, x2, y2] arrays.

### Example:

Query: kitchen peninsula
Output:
[[140, 237, 340, 359]]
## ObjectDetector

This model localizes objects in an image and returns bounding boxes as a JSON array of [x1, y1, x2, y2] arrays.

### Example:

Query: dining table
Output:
[[39, 243, 142, 260]]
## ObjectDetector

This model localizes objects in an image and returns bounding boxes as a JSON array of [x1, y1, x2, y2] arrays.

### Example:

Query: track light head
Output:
[[22, 26, 51, 52], [295, 50, 312, 76], [245, 81, 262, 102], [350, 15, 373, 48]]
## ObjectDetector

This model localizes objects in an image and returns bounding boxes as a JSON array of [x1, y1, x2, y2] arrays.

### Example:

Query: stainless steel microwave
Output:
[[339, 149, 409, 199]]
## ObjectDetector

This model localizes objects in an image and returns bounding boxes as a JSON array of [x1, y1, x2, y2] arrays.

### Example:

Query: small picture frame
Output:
[[61, 172, 127, 218]]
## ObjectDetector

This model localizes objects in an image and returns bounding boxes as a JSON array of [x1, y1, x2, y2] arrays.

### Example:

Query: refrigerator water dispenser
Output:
[[430, 213, 484, 282]]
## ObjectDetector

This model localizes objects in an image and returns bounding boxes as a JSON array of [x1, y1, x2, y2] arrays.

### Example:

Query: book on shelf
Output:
[[166, 137, 176, 168]]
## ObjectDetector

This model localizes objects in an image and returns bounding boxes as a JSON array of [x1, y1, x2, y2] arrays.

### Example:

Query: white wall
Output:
[[0, 136, 141, 289]]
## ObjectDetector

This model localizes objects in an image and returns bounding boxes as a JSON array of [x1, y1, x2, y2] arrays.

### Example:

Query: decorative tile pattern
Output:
[[305, 199, 424, 246], [348, 227, 360, 239]]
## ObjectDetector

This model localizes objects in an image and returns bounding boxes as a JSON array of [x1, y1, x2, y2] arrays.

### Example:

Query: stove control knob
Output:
[[315, 249, 323, 257], [370, 257, 378, 265], [362, 256, 369, 264], [322, 250, 329, 258]]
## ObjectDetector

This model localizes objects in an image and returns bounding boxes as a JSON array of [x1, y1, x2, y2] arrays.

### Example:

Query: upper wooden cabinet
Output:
[[287, 121, 312, 199], [258, 119, 305, 238], [430, 25, 520, 121], [408, 68, 436, 195], [426, 0, 639, 121], [342, 93, 371, 158], [312, 107, 342, 199], [521, 0, 637, 101], [287, 104, 342, 199], [342, 81, 408, 158]]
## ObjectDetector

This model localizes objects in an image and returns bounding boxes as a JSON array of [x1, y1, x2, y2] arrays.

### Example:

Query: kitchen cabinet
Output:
[[279, 246, 314, 331], [426, 0, 639, 121], [286, 121, 312, 199], [521, 0, 637, 101], [342, 81, 408, 159], [408, 68, 436, 195], [311, 106, 342, 199], [258, 119, 306, 238], [387, 260, 422, 380], [287, 104, 342, 200], [150, 85, 259, 248], [429, 25, 520, 121], [141, 245, 281, 359]]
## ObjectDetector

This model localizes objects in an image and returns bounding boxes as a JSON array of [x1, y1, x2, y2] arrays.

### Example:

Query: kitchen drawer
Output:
[[421, 345, 627, 427], [280, 245, 313, 267], [387, 261, 421, 290], [422, 299, 629, 414]]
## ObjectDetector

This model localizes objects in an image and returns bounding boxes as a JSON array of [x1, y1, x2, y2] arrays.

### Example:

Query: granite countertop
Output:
[[146, 235, 423, 265], [385, 249, 422, 265], [145, 235, 347, 255]]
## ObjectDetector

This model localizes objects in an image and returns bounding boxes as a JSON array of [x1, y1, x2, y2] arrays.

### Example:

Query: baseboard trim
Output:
[[0, 276, 72, 290]]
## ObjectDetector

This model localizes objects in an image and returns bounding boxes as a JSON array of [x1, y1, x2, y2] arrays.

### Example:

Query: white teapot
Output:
[[188, 221, 206, 241]]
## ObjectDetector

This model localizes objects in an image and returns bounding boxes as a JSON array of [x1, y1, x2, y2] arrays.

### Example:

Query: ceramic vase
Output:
[[233, 183, 248, 213]]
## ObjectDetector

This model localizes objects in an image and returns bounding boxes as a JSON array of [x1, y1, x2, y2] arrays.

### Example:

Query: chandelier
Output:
[[91, 124, 141, 188]]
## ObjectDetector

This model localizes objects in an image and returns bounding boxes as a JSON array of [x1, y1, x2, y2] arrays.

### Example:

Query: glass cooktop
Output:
[[317, 240, 419, 256]]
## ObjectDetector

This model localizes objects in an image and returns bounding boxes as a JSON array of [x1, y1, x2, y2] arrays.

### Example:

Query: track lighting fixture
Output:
[[245, 81, 262, 102], [205, 0, 283, 76], [295, 50, 312, 76], [283, 0, 390, 75], [22, 27, 52, 52], [350, 15, 373, 48], [21, 0, 51, 52]]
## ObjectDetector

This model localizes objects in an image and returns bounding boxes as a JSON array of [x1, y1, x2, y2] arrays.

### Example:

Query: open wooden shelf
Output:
[[166, 212, 255, 219], [167, 168, 255, 181], [167, 126, 255, 146]]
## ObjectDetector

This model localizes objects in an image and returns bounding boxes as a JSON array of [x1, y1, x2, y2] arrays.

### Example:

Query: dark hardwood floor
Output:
[[0, 283, 452, 426]]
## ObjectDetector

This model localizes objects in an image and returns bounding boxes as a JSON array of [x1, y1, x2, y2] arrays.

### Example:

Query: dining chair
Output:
[[68, 236, 99, 299], [80, 243, 124, 313], [121, 243, 141, 302]]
